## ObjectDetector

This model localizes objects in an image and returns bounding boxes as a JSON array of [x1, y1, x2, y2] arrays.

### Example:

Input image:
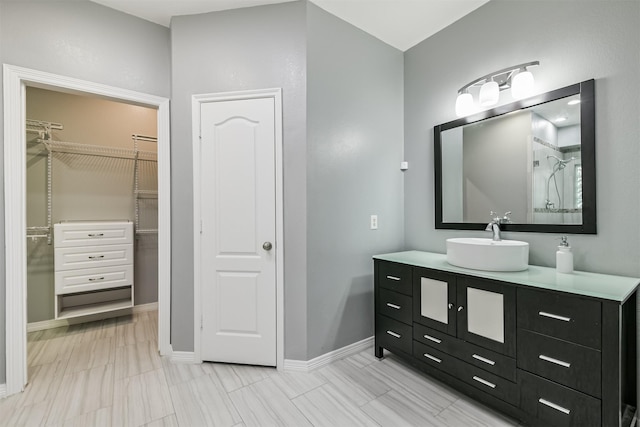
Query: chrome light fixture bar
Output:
[[455, 61, 540, 117]]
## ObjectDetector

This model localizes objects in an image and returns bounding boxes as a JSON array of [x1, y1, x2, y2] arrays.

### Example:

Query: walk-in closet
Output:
[[26, 87, 158, 330]]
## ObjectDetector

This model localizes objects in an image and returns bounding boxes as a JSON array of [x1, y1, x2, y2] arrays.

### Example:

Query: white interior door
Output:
[[199, 96, 276, 366]]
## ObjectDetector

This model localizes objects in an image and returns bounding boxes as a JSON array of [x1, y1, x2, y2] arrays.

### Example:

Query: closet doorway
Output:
[[4, 65, 171, 396]]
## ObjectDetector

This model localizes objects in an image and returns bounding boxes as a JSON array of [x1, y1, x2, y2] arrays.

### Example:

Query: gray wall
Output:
[[0, 0, 170, 384], [170, 2, 308, 356], [404, 0, 640, 275], [306, 4, 404, 359]]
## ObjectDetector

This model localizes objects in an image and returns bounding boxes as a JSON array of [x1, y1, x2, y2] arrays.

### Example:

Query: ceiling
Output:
[[90, 0, 489, 51]]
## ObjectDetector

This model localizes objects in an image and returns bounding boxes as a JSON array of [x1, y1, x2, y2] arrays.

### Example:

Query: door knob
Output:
[[263, 241, 273, 251]]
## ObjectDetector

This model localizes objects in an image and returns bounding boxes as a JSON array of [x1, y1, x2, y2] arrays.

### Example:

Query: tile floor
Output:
[[0, 311, 520, 426]]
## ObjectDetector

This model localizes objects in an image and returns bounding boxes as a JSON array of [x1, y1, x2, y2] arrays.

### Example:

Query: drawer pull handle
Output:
[[424, 353, 441, 363], [423, 334, 442, 344], [88, 255, 105, 259], [87, 233, 104, 237], [472, 376, 496, 389], [386, 275, 401, 281], [386, 303, 401, 310], [386, 330, 401, 339], [538, 311, 571, 322], [539, 355, 571, 368], [472, 354, 496, 366], [538, 398, 571, 415], [88, 277, 105, 282]]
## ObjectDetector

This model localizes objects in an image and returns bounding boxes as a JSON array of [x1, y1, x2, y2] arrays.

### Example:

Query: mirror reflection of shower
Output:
[[545, 155, 576, 210]]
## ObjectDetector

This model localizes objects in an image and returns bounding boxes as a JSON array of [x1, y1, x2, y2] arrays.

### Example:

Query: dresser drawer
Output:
[[413, 323, 458, 353], [376, 315, 412, 355], [517, 288, 601, 349], [519, 370, 601, 427], [55, 264, 134, 294], [55, 244, 133, 271], [517, 329, 601, 398], [377, 261, 412, 296], [54, 221, 133, 247], [378, 288, 412, 324]]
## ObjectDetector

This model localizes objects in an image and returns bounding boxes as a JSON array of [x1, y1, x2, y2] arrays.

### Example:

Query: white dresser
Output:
[[54, 221, 134, 319]]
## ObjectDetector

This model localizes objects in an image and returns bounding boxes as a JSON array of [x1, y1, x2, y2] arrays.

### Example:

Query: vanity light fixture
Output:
[[455, 61, 540, 116]]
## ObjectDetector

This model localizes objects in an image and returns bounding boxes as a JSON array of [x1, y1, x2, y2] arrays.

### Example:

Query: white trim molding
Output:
[[0, 383, 6, 399], [170, 351, 197, 364], [3, 64, 172, 397], [284, 336, 374, 373], [27, 302, 159, 333], [192, 88, 284, 370]]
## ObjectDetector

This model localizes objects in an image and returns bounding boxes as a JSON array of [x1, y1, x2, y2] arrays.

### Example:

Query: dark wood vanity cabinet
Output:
[[374, 254, 638, 427]]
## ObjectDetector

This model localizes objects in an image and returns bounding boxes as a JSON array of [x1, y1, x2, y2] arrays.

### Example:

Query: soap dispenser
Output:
[[556, 236, 574, 274]]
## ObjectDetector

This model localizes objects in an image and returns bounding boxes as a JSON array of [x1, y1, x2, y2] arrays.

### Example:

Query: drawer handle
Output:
[[538, 398, 571, 415], [87, 233, 104, 237], [424, 353, 441, 363], [539, 355, 571, 368], [538, 311, 571, 322], [88, 255, 105, 259], [88, 277, 105, 282], [386, 275, 401, 281], [386, 330, 401, 339], [386, 303, 401, 310], [472, 354, 496, 366], [472, 376, 496, 389], [423, 334, 442, 344]]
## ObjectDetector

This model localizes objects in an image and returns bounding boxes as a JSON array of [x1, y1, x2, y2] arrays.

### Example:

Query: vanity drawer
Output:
[[378, 288, 412, 324], [377, 261, 412, 296], [376, 315, 412, 355], [413, 340, 458, 373], [54, 244, 133, 271], [517, 329, 601, 398], [414, 323, 516, 381], [517, 288, 601, 349], [519, 370, 601, 427], [456, 356, 519, 406], [54, 221, 133, 247]]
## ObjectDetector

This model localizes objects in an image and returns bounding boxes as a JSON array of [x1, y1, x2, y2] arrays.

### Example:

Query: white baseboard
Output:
[[284, 336, 374, 373], [170, 351, 197, 364], [0, 383, 6, 399], [27, 302, 158, 332]]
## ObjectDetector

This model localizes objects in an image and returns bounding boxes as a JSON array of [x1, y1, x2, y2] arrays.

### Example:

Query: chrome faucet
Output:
[[486, 211, 512, 241], [486, 220, 501, 241]]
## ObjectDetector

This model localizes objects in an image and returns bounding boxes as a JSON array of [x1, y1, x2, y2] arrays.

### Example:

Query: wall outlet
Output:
[[370, 215, 378, 230]]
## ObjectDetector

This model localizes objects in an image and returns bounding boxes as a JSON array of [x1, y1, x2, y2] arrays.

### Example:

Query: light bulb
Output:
[[479, 81, 499, 107], [455, 92, 474, 117], [511, 70, 535, 99]]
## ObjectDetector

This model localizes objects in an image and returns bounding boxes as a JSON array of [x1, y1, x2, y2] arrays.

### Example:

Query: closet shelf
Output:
[[135, 228, 158, 235], [38, 139, 157, 162], [135, 190, 158, 199]]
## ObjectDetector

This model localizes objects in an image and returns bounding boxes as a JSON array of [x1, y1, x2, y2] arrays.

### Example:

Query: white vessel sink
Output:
[[446, 238, 529, 272]]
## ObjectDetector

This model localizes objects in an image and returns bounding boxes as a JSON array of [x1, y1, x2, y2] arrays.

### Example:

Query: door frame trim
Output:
[[3, 64, 172, 395], [192, 88, 284, 369]]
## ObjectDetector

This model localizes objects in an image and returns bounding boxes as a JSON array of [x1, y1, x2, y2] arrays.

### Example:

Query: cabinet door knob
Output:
[[263, 242, 273, 251], [457, 306, 464, 312], [448, 303, 453, 309]]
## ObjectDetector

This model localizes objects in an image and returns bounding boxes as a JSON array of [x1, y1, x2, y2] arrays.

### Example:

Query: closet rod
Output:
[[132, 134, 157, 143]]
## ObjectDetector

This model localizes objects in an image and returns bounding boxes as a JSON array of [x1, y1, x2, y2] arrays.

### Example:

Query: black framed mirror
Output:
[[434, 79, 595, 233]]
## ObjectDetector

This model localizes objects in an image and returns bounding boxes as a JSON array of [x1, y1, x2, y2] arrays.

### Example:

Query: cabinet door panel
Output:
[[413, 268, 456, 336], [457, 277, 516, 357]]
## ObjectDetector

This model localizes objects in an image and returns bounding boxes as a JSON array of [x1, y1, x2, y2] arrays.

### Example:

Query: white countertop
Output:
[[373, 250, 639, 303]]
